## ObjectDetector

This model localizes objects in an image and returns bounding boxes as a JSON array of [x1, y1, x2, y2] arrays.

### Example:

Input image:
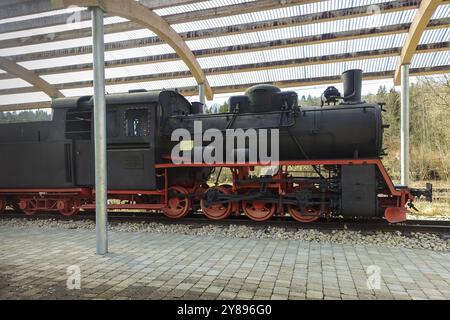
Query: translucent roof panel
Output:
[[0, 92, 52, 105], [16, 43, 175, 70], [61, 77, 198, 97], [0, 4, 417, 58], [432, 3, 450, 19], [412, 51, 450, 69], [0, 78, 32, 90], [172, 0, 396, 33], [420, 28, 450, 44], [207, 56, 400, 87], [0, 28, 158, 56], [186, 10, 416, 51], [41, 60, 190, 85], [0, 7, 85, 25], [197, 34, 407, 69], [0, 16, 128, 41]]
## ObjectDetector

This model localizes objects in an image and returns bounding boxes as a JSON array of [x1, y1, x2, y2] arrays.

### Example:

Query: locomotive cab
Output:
[[52, 92, 161, 190]]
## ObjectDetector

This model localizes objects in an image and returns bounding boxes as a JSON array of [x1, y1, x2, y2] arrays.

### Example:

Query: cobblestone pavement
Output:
[[0, 226, 449, 300]]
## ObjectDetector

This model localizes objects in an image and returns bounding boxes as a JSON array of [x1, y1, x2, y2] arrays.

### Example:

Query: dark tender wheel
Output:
[[58, 200, 81, 216], [19, 199, 37, 215]]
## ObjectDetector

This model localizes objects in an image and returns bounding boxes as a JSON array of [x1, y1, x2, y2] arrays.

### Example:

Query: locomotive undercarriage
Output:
[[0, 159, 418, 223]]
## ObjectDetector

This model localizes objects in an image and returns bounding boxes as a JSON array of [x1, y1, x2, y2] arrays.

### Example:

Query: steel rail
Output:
[[1, 211, 449, 235]]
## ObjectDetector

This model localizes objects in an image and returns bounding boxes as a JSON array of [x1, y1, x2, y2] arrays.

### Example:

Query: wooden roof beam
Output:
[[394, 0, 443, 84], [0, 56, 64, 98]]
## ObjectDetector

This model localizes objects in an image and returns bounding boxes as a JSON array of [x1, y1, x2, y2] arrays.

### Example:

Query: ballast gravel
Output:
[[0, 217, 449, 252]]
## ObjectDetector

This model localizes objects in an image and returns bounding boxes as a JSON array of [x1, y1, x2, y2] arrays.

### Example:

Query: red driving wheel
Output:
[[201, 186, 232, 220], [242, 199, 276, 221], [287, 204, 321, 223], [287, 187, 321, 223], [162, 186, 191, 219]]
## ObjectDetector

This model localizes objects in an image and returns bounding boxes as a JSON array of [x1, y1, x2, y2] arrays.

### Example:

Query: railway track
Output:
[[1, 211, 450, 236]]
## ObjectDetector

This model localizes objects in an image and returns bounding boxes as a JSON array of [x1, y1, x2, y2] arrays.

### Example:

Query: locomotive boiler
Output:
[[0, 70, 431, 222]]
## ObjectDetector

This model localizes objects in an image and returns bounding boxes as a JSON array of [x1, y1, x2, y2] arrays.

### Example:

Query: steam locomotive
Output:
[[0, 69, 431, 222]]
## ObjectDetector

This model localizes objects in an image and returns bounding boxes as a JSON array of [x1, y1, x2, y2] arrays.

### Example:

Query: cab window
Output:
[[125, 109, 148, 137]]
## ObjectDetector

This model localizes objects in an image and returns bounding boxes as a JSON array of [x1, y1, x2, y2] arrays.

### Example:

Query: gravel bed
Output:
[[407, 214, 450, 221], [0, 218, 449, 252]]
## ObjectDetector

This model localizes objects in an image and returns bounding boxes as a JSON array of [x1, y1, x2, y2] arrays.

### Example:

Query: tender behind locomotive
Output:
[[0, 69, 430, 221]]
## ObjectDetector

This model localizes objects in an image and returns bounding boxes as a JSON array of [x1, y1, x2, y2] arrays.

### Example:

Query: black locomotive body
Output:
[[0, 70, 429, 222]]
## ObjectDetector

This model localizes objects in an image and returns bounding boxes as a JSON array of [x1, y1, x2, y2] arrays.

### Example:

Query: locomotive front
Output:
[[160, 69, 424, 223]]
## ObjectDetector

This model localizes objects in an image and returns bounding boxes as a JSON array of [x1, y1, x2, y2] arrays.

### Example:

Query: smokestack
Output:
[[342, 69, 362, 104]]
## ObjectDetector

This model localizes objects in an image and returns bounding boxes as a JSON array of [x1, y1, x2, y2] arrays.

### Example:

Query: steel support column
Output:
[[91, 7, 108, 255], [199, 83, 206, 104], [400, 64, 410, 186]]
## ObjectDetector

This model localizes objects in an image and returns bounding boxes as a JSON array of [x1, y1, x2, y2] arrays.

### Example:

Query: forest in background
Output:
[[1, 76, 450, 184], [367, 76, 450, 183]]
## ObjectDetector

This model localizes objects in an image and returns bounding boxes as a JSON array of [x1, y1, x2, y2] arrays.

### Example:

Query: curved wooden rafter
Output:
[[0, 56, 64, 99], [394, 0, 443, 84], [52, 0, 213, 99]]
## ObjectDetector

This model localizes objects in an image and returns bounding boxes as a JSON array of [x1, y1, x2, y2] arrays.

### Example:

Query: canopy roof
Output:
[[0, 0, 449, 110]]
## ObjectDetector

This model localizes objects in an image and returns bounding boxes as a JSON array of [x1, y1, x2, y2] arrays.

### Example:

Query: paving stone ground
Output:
[[0, 226, 449, 300]]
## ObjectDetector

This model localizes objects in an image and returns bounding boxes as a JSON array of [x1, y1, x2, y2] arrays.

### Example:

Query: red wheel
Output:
[[201, 186, 232, 220], [287, 205, 320, 223], [58, 200, 80, 217], [287, 187, 321, 223], [162, 186, 191, 219], [242, 200, 276, 221], [19, 200, 36, 215]]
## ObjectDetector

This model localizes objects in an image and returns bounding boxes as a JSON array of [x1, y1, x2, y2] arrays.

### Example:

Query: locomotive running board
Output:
[[0, 188, 91, 196], [156, 158, 407, 196], [81, 204, 166, 210]]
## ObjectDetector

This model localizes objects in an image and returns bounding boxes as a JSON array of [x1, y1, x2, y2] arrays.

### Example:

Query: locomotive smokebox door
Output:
[[341, 164, 377, 217]]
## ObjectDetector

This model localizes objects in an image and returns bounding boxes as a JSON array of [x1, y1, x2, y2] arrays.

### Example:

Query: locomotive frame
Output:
[[0, 158, 414, 223]]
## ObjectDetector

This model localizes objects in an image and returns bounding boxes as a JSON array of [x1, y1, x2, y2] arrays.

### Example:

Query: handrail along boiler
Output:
[[0, 69, 431, 222]]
